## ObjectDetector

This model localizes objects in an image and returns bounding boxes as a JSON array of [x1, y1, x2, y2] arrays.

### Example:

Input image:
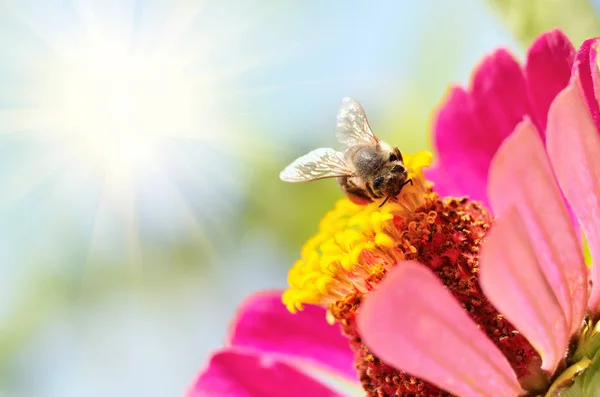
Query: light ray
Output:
[[0, 0, 279, 284]]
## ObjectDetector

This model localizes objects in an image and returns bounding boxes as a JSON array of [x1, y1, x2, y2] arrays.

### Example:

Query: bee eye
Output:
[[389, 153, 398, 162], [391, 164, 405, 173], [373, 176, 384, 189]]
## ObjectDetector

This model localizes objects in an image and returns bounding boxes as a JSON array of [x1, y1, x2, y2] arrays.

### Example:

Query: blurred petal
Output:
[[357, 262, 522, 397], [488, 119, 587, 337], [525, 29, 575, 132], [546, 78, 600, 312], [227, 290, 356, 381], [480, 209, 569, 374], [427, 49, 532, 205], [187, 349, 345, 397], [573, 37, 600, 131]]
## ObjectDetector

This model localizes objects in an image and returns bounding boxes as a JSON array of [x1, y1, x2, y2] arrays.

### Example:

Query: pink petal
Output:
[[525, 29, 575, 133], [427, 49, 533, 205], [425, 151, 487, 202], [227, 290, 356, 381], [546, 77, 600, 313], [357, 262, 523, 397], [573, 37, 600, 131], [187, 349, 346, 397], [479, 209, 569, 374], [487, 119, 587, 338]]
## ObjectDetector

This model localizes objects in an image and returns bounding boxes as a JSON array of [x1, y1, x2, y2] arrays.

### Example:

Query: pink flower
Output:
[[426, 29, 600, 209], [188, 29, 600, 397], [187, 290, 360, 397], [357, 63, 600, 395]]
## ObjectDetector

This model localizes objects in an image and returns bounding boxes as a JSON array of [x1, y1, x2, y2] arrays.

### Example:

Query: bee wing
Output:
[[279, 148, 352, 182], [335, 97, 379, 149]]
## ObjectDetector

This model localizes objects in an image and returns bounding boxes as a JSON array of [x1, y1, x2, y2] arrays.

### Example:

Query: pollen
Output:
[[283, 150, 541, 396]]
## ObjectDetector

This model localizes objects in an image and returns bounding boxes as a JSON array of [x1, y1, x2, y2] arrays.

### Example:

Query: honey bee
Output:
[[279, 97, 412, 206]]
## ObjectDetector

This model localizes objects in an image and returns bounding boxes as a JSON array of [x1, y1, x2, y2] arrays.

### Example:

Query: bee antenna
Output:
[[379, 193, 392, 208]]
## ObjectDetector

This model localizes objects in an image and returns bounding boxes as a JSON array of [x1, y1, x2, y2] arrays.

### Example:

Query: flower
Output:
[[186, 290, 361, 397], [188, 29, 600, 397], [356, 53, 600, 395], [426, 29, 600, 209]]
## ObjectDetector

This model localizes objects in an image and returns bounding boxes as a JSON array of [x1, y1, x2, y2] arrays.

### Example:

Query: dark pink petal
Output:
[[525, 29, 575, 132], [427, 49, 532, 205], [425, 151, 487, 202], [488, 119, 587, 338], [546, 78, 600, 312], [227, 290, 356, 381], [480, 209, 569, 373], [573, 37, 600, 131], [187, 349, 346, 397], [357, 262, 523, 397]]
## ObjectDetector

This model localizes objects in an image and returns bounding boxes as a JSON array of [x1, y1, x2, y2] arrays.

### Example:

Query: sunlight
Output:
[[0, 0, 270, 272], [44, 36, 201, 189]]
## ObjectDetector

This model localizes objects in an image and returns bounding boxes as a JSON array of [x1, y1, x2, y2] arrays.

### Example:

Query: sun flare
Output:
[[0, 1, 267, 270], [46, 37, 204, 187]]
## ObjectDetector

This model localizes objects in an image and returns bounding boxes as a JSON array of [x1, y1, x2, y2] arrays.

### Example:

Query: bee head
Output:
[[372, 163, 408, 198]]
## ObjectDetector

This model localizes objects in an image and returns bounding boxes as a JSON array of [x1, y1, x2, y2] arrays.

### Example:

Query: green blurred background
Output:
[[0, 0, 599, 396]]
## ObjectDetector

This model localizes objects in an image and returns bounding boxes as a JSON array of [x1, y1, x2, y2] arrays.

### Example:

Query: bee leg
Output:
[[378, 193, 392, 207], [364, 182, 378, 199], [346, 191, 372, 206], [344, 184, 372, 205], [389, 179, 413, 204], [338, 176, 372, 205]]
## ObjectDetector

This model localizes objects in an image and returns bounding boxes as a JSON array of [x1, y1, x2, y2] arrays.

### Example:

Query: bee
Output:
[[279, 97, 412, 206]]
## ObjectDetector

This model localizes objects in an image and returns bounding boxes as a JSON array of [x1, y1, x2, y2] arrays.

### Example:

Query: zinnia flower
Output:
[[187, 29, 600, 397]]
